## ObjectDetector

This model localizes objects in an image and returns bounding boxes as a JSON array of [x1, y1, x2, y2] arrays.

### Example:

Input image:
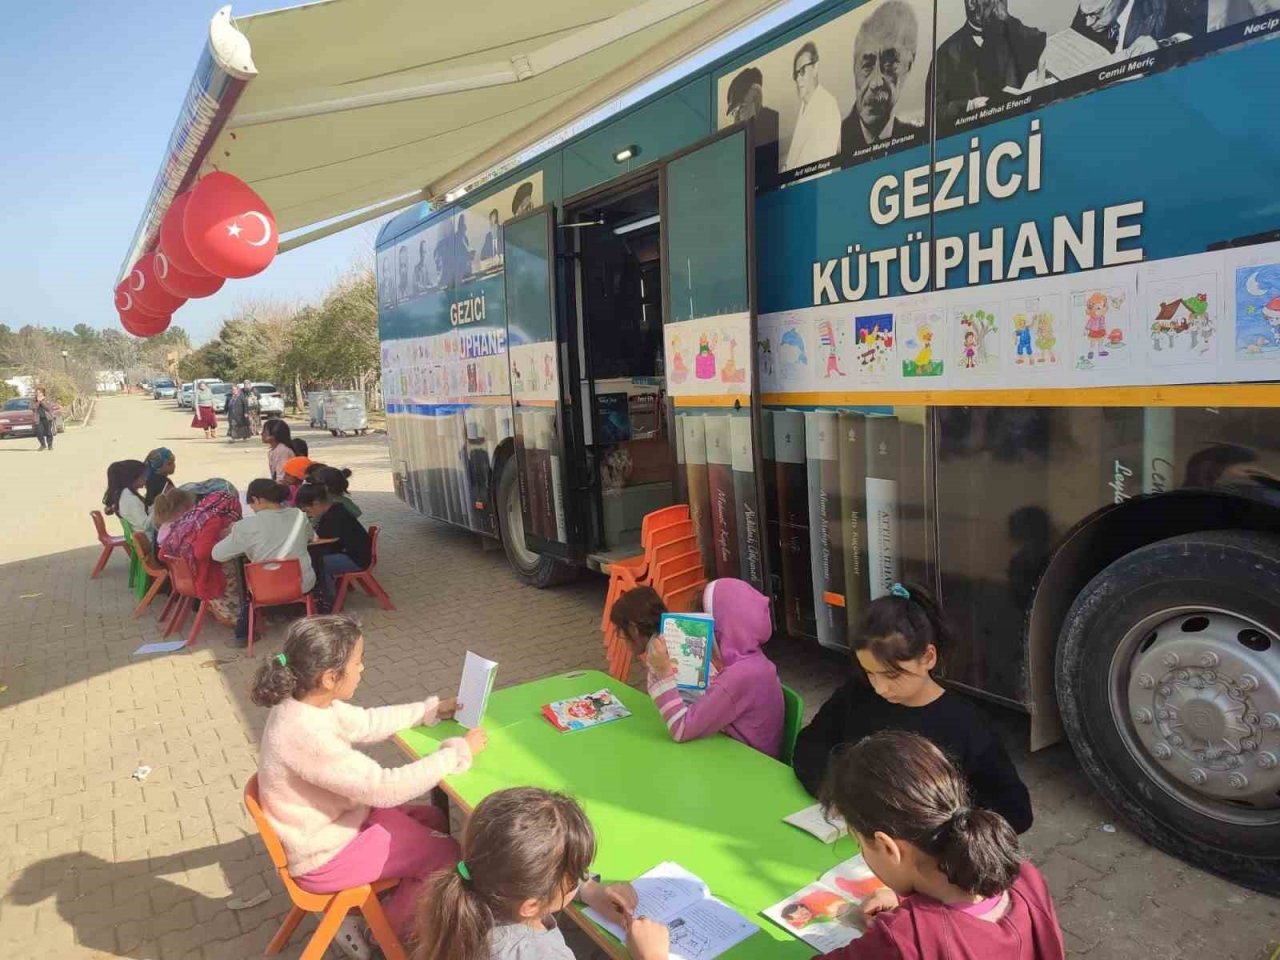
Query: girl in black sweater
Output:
[[793, 583, 1033, 834], [295, 484, 372, 606]]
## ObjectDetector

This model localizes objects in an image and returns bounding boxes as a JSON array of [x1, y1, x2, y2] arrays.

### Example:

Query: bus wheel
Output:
[[1056, 530, 1280, 894], [496, 455, 576, 588]]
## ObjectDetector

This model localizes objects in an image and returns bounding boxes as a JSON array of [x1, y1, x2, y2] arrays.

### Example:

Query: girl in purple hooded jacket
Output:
[[611, 579, 785, 758]]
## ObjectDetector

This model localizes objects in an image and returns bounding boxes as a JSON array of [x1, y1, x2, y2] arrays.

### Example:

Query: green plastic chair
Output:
[[780, 684, 804, 765], [118, 517, 151, 603]]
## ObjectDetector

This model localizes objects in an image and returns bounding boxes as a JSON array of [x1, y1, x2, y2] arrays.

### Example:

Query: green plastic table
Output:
[[396, 669, 860, 959]]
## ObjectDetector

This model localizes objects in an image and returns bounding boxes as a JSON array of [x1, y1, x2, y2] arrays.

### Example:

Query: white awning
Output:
[[120, 0, 783, 277]]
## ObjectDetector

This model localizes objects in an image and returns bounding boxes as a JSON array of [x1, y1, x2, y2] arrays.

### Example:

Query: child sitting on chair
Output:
[[610, 579, 784, 758], [252, 615, 488, 958]]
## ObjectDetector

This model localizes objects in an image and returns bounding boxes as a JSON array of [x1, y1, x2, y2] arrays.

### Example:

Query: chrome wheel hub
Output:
[[1113, 607, 1280, 823]]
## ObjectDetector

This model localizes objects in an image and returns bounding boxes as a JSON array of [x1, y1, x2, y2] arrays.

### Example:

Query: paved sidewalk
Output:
[[0, 395, 1275, 959]]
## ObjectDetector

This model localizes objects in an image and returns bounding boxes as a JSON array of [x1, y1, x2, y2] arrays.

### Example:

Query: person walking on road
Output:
[[227, 384, 252, 442], [33, 387, 56, 452], [192, 381, 217, 439], [244, 380, 262, 435]]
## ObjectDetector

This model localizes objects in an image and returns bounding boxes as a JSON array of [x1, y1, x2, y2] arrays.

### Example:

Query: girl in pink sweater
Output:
[[610, 579, 784, 758], [251, 615, 487, 957], [817, 731, 1065, 960]]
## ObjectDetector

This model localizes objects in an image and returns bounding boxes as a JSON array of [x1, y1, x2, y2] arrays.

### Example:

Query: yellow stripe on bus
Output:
[[760, 384, 1280, 408], [672, 394, 750, 408]]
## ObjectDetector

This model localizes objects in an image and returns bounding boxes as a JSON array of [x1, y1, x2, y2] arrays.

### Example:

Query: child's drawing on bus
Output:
[[901, 309, 943, 378], [669, 334, 691, 384], [1235, 264, 1280, 361], [778, 322, 812, 386], [853, 313, 893, 379], [954, 304, 998, 374], [1073, 287, 1130, 371], [721, 335, 747, 383], [1009, 296, 1060, 370], [695, 332, 718, 380], [1148, 275, 1218, 366]]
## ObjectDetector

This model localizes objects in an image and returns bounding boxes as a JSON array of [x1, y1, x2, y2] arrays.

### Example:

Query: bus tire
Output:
[[496, 455, 576, 589], [1056, 530, 1280, 894]]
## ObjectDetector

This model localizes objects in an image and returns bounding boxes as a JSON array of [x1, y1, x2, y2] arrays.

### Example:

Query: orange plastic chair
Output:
[[665, 580, 707, 613], [599, 519, 695, 630], [649, 550, 706, 598], [160, 554, 213, 647], [245, 558, 316, 656], [90, 510, 128, 579], [130, 531, 170, 619], [244, 775, 406, 960], [332, 525, 395, 613]]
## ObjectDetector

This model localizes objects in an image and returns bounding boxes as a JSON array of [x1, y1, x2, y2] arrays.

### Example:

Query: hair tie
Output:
[[456, 860, 471, 882], [275, 653, 288, 667], [889, 583, 911, 600]]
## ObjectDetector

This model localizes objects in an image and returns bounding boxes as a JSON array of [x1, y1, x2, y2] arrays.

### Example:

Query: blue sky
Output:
[[0, 0, 377, 345]]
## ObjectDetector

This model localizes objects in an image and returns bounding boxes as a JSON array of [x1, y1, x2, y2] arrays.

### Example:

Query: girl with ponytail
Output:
[[416, 788, 669, 960], [252, 615, 488, 958], [793, 583, 1033, 833], [817, 731, 1065, 959]]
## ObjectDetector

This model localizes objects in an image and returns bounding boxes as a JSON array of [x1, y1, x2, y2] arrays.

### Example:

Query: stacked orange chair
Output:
[[601, 505, 709, 681]]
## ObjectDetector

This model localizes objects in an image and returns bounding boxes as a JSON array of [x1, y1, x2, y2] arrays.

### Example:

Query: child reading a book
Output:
[[792, 583, 1032, 833], [612, 579, 784, 757], [252, 615, 488, 958], [816, 731, 1065, 959], [416, 787, 670, 960]]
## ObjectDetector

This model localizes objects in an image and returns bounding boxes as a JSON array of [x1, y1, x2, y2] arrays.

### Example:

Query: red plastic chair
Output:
[[245, 558, 315, 656], [244, 775, 406, 960], [89, 510, 128, 579], [332, 525, 395, 613], [130, 531, 170, 619], [160, 554, 212, 647]]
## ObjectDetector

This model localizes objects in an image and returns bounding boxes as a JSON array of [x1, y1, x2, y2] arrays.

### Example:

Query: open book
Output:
[[659, 612, 715, 690], [1041, 28, 1124, 80], [783, 803, 848, 844], [762, 854, 883, 952], [455, 651, 497, 729], [541, 688, 631, 732], [583, 862, 758, 960]]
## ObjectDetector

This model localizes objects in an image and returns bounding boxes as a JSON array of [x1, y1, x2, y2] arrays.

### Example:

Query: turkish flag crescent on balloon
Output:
[[114, 287, 171, 337], [156, 252, 226, 299], [183, 172, 279, 279], [129, 253, 188, 316], [158, 191, 214, 278]]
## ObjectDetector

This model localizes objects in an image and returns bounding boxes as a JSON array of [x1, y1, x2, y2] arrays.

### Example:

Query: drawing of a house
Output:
[[1151, 295, 1210, 352]]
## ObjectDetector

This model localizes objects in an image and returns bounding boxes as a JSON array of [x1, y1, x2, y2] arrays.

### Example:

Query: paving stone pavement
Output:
[[0, 395, 1276, 959]]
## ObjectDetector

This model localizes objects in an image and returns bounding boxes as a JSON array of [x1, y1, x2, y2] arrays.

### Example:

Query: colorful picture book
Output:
[[582, 861, 758, 960], [658, 613, 715, 690], [541, 688, 631, 732], [762, 854, 882, 952], [783, 803, 848, 844]]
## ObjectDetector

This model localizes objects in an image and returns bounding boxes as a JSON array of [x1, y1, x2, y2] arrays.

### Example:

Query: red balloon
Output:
[[158, 191, 213, 278], [156, 251, 225, 299], [127, 253, 188, 315], [117, 305, 172, 338], [183, 171, 278, 279], [115, 283, 163, 320]]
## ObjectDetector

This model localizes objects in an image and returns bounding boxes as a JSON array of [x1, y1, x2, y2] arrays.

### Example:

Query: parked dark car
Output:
[[0, 396, 64, 438]]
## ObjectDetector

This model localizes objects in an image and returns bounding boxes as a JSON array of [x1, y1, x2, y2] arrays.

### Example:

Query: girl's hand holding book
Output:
[[463, 727, 488, 755], [625, 915, 670, 960]]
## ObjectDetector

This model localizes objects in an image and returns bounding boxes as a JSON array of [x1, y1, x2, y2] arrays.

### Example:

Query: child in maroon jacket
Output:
[[817, 731, 1065, 960]]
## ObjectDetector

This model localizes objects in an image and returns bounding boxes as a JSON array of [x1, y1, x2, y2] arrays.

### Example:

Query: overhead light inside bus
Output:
[[613, 145, 639, 163], [613, 214, 660, 236]]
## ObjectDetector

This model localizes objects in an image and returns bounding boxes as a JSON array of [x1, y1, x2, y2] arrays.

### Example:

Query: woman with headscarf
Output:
[[155, 487, 245, 627], [192, 382, 217, 439], [143, 448, 176, 509], [103, 460, 152, 535], [227, 384, 252, 442]]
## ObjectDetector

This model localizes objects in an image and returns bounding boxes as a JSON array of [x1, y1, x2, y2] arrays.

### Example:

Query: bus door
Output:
[[502, 204, 584, 562], [660, 124, 769, 594]]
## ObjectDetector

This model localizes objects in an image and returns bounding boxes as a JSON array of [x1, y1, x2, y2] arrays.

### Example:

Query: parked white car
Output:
[[208, 382, 231, 413], [249, 382, 285, 415], [178, 383, 194, 407], [152, 378, 178, 400]]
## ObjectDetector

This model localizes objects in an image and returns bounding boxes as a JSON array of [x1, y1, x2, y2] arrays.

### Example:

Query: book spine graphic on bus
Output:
[[535, 411, 559, 539], [1141, 407, 1176, 495], [806, 411, 846, 652], [453, 410, 471, 526], [704, 415, 740, 580], [521, 411, 548, 539], [774, 410, 817, 640], [897, 417, 928, 589], [672, 400, 688, 505], [436, 412, 459, 524], [542, 412, 568, 542], [762, 409, 783, 600], [865, 416, 901, 600], [838, 412, 870, 646], [682, 415, 715, 578], [730, 414, 765, 592]]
